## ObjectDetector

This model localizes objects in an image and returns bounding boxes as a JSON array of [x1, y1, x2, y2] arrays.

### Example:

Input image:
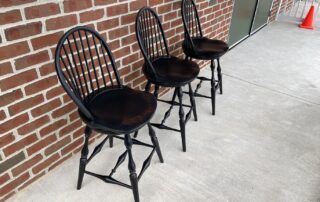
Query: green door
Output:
[[251, 0, 273, 32], [228, 0, 257, 46]]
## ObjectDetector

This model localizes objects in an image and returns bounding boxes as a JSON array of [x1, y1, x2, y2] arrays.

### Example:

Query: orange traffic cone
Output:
[[299, 5, 315, 29]]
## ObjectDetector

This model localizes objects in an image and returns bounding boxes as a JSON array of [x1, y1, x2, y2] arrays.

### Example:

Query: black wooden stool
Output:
[[135, 7, 200, 152], [181, 0, 229, 115], [55, 26, 163, 202]]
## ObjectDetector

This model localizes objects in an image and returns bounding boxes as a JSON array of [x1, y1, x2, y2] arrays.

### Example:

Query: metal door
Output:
[[228, 0, 257, 46], [251, 0, 274, 32]]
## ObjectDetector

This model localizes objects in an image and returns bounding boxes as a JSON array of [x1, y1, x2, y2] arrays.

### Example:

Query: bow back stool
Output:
[[55, 26, 163, 202], [135, 7, 200, 152], [181, 0, 229, 115]]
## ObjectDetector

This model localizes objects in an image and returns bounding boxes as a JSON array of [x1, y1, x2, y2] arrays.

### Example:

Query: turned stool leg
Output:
[[217, 58, 223, 95], [77, 126, 91, 190], [124, 134, 139, 202], [148, 123, 164, 163], [177, 87, 186, 152], [210, 60, 216, 115], [188, 83, 198, 121]]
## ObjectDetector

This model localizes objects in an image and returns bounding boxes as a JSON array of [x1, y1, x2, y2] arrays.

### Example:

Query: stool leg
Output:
[[217, 58, 223, 95], [77, 126, 91, 190], [125, 134, 139, 202], [133, 131, 139, 139], [210, 60, 216, 115], [177, 87, 186, 152], [154, 85, 159, 98], [109, 136, 113, 148], [145, 81, 151, 93], [188, 83, 198, 121], [148, 123, 164, 163], [134, 81, 152, 139]]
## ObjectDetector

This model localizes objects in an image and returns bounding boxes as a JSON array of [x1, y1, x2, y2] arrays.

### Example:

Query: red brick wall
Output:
[[0, 0, 282, 200]]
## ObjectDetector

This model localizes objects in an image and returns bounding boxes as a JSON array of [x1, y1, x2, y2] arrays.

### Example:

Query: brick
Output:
[[0, 172, 29, 197], [113, 46, 130, 60], [0, 69, 38, 92], [3, 134, 38, 157], [121, 34, 136, 46], [129, 1, 146, 11], [72, 126, 85, 139], [97, 18, 119, 31], [133, 75, 146, 87], [80, 9, 104, 23], [0, 10, 22, 25], [121, 13, 135, 25], [39, 119, 67, 137], [49, 153, 72, 171], [5, 22, 42, 41], [0, 62, 13, 76], [46, 14, 77, 31], [39, 63, 56, 76], [64, 0, 92, 13], [27, 134, 57, 156], [24, 75, 58, 96], [109, 27, 129, 40], [0, 133, 15, 148], [124, 70, 140, 83], [45, 136, 71, 156], [122, 52, 139, 66], [31, 98, 62, 117], [0, 174, 10, 186], [8, 94, 44, 116], [1, 191, 15, 202], [0, 110, 6, 121], [17, 116, 50, 136], [31, 31, 63, 50], [61, 137, 83, 156], [12, 154, 43, 177], [0, 114, 29, 134], [158, 4, 172, 14], [0, 152, 25, 174], [18, 171, 45, 191], [0, 90, 23, 107], [25, 3, 60, 19], [46, 86, 65, 100], [59, 119, 82, 137], [94, 0, 117, 6], [15, 50, 50, 70], [107, 3, 128, 16], [118, 66, 130, 76], [52, 102, 76, 119], [0, 0, 36, 7], [0, 41, 30, 60], [69, 111, 80, 122], [149, 0, 163, 6], [32, 153, 60, 174]]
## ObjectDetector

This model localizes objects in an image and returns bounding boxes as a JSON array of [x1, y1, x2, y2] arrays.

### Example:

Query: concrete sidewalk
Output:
[[8, 22, 320, 202]]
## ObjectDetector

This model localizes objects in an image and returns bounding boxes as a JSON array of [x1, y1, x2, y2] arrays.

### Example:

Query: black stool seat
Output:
[[183, 37, 229, 60], [144, 56, 200, 87], [82, 87, 157, 134]]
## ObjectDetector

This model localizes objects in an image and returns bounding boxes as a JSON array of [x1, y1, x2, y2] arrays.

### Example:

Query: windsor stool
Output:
[[181, 0, 229, 115], [135, 7, 200, 152], [55, 26, 163, 202]]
